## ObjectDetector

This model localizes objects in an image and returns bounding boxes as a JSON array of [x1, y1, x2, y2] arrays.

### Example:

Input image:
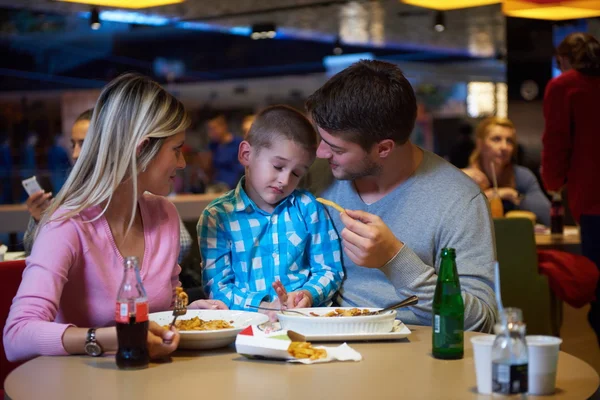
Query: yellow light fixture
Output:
[[503, 1, 600, 20], [58, 0, 184, 9], [401, 0, 501, 10]]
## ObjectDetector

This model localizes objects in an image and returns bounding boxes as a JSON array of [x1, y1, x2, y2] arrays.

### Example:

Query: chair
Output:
[[0, 260, 26, 397], [493, 218, 561, 336]]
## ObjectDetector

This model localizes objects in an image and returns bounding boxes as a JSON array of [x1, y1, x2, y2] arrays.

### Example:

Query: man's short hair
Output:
[[246, 105, 317, 153], [305, 60, 417, 151]]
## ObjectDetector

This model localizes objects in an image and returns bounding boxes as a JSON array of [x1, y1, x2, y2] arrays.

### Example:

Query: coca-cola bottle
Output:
[[115, 256, 149, 369], [550, 192, 564, 238]]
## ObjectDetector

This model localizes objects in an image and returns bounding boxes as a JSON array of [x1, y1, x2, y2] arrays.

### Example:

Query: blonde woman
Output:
[[462, 117, 550, 225], [4, 73, 225, 362]]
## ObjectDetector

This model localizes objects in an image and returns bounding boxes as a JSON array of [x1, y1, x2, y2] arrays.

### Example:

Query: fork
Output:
[[169, 296, 187, 328], [246, 305, 310, 316]]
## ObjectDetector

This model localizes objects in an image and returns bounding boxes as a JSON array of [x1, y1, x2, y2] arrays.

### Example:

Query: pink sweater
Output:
[[3, 194, 181, 362]]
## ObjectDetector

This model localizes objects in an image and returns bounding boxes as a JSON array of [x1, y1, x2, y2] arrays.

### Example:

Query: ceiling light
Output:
[[401, 0, 500, 10], [503, 1, 600, 20], [333, 37, 343, 55], [90, 7, 101, 30], [251, 23, 277, 40], [59, 0, 184, 9], [433, 11, 445, 32]]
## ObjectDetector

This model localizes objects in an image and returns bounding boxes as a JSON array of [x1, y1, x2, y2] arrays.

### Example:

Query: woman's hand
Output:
[[497, 187, 521, 204], [25, 191, 52, 222], [462, 168, 490, 190], [188, 299, 228, 310], [147, 321, 180, 359]]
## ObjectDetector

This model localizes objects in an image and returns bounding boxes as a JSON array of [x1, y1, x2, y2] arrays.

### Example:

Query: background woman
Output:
[[462, 116, 550, 225], [542, 32, 600, 343], [4, 73, 224, 362]]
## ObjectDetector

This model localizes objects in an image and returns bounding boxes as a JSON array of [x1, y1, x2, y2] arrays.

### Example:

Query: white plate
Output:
[[149, 309, 268, 350], [302, 320, 411, 341], [277, 307, 397, 335], [256, 320, 411, 342]]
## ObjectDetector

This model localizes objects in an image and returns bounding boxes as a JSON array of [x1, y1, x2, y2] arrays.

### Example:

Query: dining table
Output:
[[535, 226, 581, 254], [4, 325, 599, 400]]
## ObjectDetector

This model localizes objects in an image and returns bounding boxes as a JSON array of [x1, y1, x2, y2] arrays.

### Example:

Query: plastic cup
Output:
[[526, 335, 563, 395], [470, 334, 496, 394]]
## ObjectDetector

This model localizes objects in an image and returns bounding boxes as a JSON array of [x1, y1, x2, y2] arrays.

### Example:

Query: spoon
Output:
[[364, 295, 419, 316]]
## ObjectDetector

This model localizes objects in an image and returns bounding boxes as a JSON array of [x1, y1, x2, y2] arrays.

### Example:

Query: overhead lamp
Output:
[[401, 0, 500, 10], [251, 23, 277, 40], [333, 37, 343, 55], [59, 0, 184, 9], [503, 1, 600, 20], [90, 7, 101, 30], [433, 11, 445, 32]]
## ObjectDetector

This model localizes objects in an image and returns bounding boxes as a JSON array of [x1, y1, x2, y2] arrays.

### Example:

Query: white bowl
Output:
[[149, 309, 268, 350], [277, 307, 397, 335]]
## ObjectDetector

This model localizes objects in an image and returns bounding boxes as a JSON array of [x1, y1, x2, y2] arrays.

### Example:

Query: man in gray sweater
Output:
[[305, 60, 497, 332]]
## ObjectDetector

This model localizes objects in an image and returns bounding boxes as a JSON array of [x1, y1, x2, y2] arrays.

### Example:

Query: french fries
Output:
[[316, 197, 345, 213], [288, 341, 327, 360]]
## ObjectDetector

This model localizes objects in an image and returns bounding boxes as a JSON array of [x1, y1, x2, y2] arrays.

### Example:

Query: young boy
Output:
[[198, 105, 344, 311]]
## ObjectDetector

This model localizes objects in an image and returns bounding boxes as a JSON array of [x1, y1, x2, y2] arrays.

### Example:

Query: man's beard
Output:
[[334, 156, 381, 181]]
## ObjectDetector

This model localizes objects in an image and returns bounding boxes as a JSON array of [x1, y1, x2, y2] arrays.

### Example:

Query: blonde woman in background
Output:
[[4, 73, 225, 362], [462, 117, 550, 225]]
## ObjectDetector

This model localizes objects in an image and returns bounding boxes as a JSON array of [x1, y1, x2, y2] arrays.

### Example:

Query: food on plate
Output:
[[316, 197, 345, 213], [310, 308, 372, 317], [166, 317, 234, 331], [287, 341, 327, 360], [175, 286, 189, 307]]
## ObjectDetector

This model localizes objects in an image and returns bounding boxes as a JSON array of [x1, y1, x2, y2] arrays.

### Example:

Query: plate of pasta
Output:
[[149, 310, 269, 349]]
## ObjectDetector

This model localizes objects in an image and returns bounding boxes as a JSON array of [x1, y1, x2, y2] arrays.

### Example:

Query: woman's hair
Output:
[[556, 32, 600, 74], [37, 73, 190, 236]]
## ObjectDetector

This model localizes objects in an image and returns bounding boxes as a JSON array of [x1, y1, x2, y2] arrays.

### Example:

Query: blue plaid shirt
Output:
[[198, 179, 344, 310]]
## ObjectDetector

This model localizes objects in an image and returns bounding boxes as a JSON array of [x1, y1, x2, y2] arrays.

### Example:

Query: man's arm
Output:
[[380, 192, 497, 332], [541, 79, 572, 192], [340, 193, 497, 332]]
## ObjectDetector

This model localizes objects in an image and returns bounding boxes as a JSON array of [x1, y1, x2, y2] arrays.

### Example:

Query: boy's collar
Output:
[[233, 177, 296, 214]]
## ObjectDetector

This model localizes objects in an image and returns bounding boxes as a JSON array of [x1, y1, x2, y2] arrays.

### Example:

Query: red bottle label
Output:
[[115, 302, 149, 323]]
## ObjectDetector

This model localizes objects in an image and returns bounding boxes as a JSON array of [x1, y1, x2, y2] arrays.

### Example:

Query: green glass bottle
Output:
[[432, 247, 464, 360]]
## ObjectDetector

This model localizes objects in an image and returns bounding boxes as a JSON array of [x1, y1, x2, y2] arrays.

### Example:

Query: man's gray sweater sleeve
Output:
[[380, 192, 497, 332]]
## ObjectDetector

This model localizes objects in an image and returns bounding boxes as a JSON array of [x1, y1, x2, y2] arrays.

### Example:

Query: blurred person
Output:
[[241, 114, 256, 138], [47, 132, 72, 194], [199, 105, 343, 312], [23, 109, 193, 264], [305, 60, 496, 332], [541, 32, 600, 343], [206, 113, 244, 190], [462, 117, 550, 225], [4, 73, 225, 362]]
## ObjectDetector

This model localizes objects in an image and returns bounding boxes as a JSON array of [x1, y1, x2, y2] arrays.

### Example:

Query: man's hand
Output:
[[25, 191, 52, 222], [339, 209, 403, 269]]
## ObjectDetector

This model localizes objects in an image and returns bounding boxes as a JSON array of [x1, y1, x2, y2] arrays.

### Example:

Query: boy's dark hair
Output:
[[305, 60, 417, 151], [246, 105, 317, 152], [75, 109, 93, 123]]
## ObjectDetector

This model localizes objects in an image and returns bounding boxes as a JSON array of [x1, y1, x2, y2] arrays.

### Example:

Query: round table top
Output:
[[5, 325, 599, 400]]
